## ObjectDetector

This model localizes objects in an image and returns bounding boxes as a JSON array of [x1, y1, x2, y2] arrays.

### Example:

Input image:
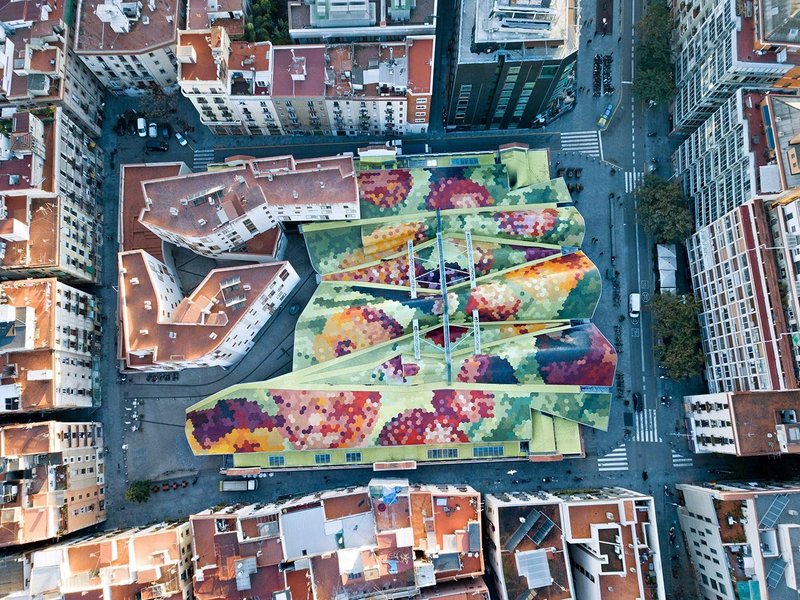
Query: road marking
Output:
[[560, 131, 602, 157], [625, 171, 644, 193], [598, 130, 605, 161], [634, 408, 661, 443], [597, 444, 629, 471], [622, 80, 633, 84], [632, 327, 640, 338], [672, 450, 694, 468], [193, 148, 216, 172], [640, 279, 650, 290]]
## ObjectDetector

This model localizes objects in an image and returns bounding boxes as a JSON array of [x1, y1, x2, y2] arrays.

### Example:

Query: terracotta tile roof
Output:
[[74, 0, 181, 54], [119, 163, 187, 261], [138, 155, 356, 238], [118, 249, 288, 367]]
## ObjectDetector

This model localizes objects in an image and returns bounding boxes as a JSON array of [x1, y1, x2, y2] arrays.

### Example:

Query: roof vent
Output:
[[130, 277, 140, 285], [197, 218, 207, 226], [169, 331, 177, 339], [169, 207, 179, 216], [142, 15, 150, 24], [209, 332, 218, 340], [139, 329, 149, 335], [292, 190, 299, 199], [319, 181, 325, 189]]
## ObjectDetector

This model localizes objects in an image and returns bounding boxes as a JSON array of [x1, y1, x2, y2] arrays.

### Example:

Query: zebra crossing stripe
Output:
[[634, 408, 661, 443], [625, 171, 644, 193], [597, 444, 629, 472], [672, 450, 693, 468], [560, 131, 601, 157]]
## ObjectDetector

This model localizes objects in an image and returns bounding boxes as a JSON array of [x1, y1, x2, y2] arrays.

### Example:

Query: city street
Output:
[[60, 0, 795, 597]]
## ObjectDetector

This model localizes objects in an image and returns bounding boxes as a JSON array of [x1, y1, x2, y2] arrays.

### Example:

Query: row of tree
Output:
[[632, 0, 675, 105]]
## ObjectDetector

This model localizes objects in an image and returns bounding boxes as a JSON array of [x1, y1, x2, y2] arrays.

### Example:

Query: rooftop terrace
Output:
[[74, 0, 182, 54]]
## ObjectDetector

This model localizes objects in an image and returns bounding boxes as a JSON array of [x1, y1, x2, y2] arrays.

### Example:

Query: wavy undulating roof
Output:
[[185, 147, 616, 467]]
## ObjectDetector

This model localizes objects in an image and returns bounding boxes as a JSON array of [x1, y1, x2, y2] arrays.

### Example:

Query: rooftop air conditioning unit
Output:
[[169, 332, 177, 339], [198, 219, 207, 226], [181, 199, 189, 206], [130, 278, 139, 285]]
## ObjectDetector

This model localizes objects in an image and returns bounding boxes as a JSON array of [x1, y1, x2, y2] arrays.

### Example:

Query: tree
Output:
[[245, 0, 290, 44], [651, 293, 705, 379], [125, 480, 152, 503], [636, 174, 693, 243], [633, 1, 675, 104]]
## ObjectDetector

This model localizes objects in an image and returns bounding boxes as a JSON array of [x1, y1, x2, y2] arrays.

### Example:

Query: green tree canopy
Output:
[[636, 174, 694, 243], [125, 480, 152, 503], [245, 0, 290, 44], [633, 1, 675, 104], [651, 293, 705, 379]]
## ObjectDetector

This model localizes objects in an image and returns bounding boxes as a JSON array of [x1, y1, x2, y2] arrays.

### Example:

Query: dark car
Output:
[[161, 124, 171, 140], [633, 392, 643, 412], [145, 139, 169, 152]]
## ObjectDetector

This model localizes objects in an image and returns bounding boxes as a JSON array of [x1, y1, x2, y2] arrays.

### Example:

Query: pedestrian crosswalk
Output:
[[634, 408, 662, 443], [624, 171, 644, 193], [597, 443, 629, 472], [193, 148, 216, 172], [560, 131, 603, 158], [672, 450, 694, 469]]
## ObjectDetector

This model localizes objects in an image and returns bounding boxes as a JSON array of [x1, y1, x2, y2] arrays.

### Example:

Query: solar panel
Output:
[[759, 495, 790, 529], [514, 549, 553, 590], [531, 517, 555, 545], [767, 559, 787, 588], [504, 508, 542, 552]]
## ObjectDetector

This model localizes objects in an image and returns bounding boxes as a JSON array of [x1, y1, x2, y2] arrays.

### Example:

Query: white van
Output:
[[136, 117, 147, 137], [629, 293, 641, 319]]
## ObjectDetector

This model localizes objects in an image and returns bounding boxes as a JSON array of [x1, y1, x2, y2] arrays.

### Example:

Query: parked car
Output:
[[137, 117, 147, 137], [145, 139, 169, 152], [161, 124, 171, 140], [148, 122, 157, 138], [633, 392, 643, 412], [175, 132, 188, 146]]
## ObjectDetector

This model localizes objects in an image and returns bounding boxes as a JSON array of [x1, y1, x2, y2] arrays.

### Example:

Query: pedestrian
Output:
[[600, 252, 605, 256], [618, 36, 622, 43]]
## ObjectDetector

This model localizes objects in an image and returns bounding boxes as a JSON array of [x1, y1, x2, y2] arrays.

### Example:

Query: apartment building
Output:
[[672, 0, 800, 136], [119, 162, 191, 260], [484, 487, 665, 600], [137, 153, 358, 256], [118, 249, 299, 371], [187, 0, 248, 34], [0, 421, 105, 548], [74, 0, 183, 94], [177, 26, 434, 136], [190, 479, 484, 600], [674, 89, 800, 229], [288, 0, 437, 43], [688, 198, 798, 393], [0, 109, 104, 283], [0, 0, 106, 137], [445, 0, 577, 131], [0, 278, 99, 413], [0, 522, 193, 598], [684, 390, 800, 456], [677, 481, 800, 599]]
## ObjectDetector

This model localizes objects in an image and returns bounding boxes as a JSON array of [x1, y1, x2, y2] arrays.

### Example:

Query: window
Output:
[[315, 453, 331, 464], [345, 452, 362, 463], [427, 448, 458, 459], [473, 446, 504, 458], [268, 455, 285, 467]]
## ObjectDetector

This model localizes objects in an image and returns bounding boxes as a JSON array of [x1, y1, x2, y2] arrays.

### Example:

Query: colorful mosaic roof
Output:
[[185, 147, 615, 465]]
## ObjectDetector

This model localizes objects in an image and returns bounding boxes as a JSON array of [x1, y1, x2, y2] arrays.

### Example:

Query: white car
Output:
[[175, 132, 188, 146], [136, 117, 147, 137], [148, 122, 157, 138]]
